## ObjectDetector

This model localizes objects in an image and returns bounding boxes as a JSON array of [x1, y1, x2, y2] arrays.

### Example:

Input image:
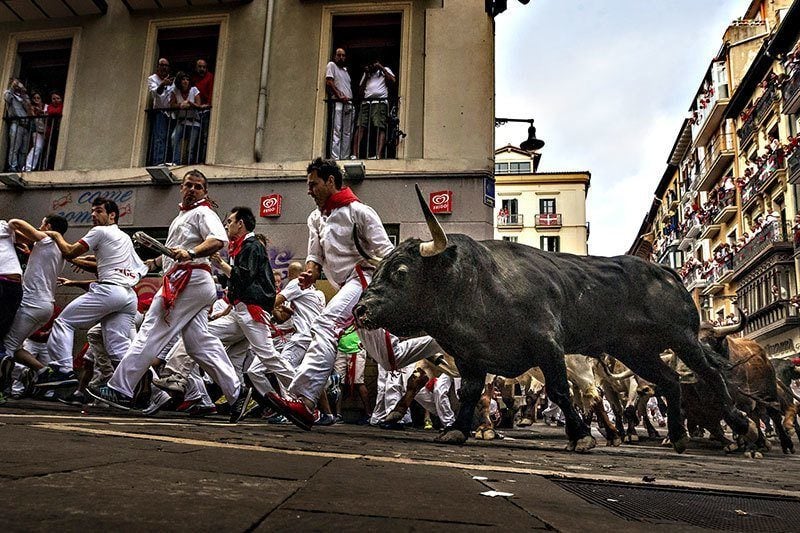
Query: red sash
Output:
[[162, 263, 211, 322]]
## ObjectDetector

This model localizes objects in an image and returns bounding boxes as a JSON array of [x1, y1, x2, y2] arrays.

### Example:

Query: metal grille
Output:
[[553, 479, 800, 532]]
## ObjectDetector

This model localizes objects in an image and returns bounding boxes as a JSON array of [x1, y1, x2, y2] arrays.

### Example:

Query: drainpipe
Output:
[[254, 0, 275, 162]]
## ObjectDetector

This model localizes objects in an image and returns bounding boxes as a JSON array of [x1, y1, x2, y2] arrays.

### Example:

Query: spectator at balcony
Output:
[[723, 175, 735, 193], [147, 58, 174, 165], [353, 58, 396, 160], [764, 210, 780, 226], [3, 78, 32, 172], [792, 214, 800, 246], [43, 92, 63, 171], [22, 92, 46, 172], [191, 59, 214, 163], [170, 72, 206, 165], [325, 48, 354, 160]]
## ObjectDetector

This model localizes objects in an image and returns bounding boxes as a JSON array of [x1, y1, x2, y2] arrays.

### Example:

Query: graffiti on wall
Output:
[[269, 246, 295, 284]]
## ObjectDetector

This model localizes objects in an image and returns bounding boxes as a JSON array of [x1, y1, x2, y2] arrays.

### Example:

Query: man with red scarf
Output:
[[90, 170, 252, 422], [269, 158, 443, 430]]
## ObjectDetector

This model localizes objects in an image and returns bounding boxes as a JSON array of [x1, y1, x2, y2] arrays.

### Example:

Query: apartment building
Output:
[[494, 145, 590, 255], [0, 1, 496, 280], [631, 0, 800, 359]]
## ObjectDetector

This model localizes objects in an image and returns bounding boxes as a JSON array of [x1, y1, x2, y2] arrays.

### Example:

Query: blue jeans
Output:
[[149, 112, 170, 165], [6, 122, 30, 171], [172, 123, 200, 165]]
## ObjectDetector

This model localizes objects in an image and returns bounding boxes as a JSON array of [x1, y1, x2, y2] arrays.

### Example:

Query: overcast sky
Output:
[[495, 0, 752, 256]]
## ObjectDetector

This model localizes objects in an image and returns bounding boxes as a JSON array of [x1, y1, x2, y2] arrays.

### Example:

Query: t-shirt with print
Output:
[[79, 225, 147, 287], [280, 278, 326, 335]]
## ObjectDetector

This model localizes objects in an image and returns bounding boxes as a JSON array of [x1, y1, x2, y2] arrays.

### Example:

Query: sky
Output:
[[495, 0, 752, 256]]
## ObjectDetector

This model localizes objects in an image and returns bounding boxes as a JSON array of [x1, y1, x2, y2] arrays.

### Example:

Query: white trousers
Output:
[[3, 299, 53, 354], [109, 269, 240, 400], [48, 283, 137, 370], [281, 331, 312, 369], [370, 365, 415, 425], [414, 374, 455, 427], [330, 102, 354, 159]]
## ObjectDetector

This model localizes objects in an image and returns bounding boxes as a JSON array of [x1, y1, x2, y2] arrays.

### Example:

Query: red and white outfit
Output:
[[48, 225, 146, 370], [4, 235, 64, 355], [287, 189, 443, 405], [277, 277, 326, 368], [108, 200, 240, 401]]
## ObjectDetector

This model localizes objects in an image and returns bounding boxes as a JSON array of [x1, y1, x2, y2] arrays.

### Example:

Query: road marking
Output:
[[30, 421, 800, 499]]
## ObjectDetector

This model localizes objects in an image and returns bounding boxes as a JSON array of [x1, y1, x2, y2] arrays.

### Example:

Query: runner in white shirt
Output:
[[274, 261, 326, 368], [268, 158, 444, 430], [0, 219, 23, 394], [44, 199, 147, 387], [2, 215, 69, 385], [92, 170, 252, 423]]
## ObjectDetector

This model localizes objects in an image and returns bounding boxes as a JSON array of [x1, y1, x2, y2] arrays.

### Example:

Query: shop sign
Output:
[[260, 194, 282, 217], [430, 190, 452, 214], [51, 188, 136, 226]]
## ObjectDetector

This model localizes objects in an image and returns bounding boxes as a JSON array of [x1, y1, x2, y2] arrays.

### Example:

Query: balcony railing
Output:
[[695, 133, 734, 191], [732, 221, 787, 273], [498, 213, 523, 227], [534, 213, 562, 228], [753, 84, 779, 125], [788, 148, 800, 185], [324, 97, 402, 161], [2, 115, 62, 172], [783, 66, 800, 116], [740, 152, 785, 208], [145, 107, 211, 166], [681, 267, 707, 291]]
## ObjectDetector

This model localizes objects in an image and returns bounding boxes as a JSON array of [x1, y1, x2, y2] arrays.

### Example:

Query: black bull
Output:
[[353, 185, 754, 453]]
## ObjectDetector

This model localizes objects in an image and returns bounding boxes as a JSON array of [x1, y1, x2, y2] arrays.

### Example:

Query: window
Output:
[[502, 199, 518, 215], [325, 13, 402, 160], [502, 236, 518, 242], [145, 25, 220, 166], [540, 236, 560, 252], [539, 198, 556, 214], [494, 162, 509, 174], [509, 161, 531, 174], [3, 38, 72, 172]]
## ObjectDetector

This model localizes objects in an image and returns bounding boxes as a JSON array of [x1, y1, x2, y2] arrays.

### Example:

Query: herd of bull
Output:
[[351, 186, 800, 456]]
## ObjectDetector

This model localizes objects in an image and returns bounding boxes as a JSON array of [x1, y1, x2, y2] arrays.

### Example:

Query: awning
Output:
[[121, 0, 251, 11], [0, 0, 107, 22]]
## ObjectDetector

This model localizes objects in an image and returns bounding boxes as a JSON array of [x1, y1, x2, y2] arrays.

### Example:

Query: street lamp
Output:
[[486, 0, 532, 17], [494, 117, 545, 151]]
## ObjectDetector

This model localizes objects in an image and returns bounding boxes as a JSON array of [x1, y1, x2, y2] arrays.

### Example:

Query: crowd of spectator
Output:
[[3, 79, 63, 172]]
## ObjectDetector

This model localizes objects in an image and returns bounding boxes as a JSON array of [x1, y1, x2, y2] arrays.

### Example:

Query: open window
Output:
[[325, 13, 403, 160], [145, 25, 219, 166], [2, 38, 72, 172]]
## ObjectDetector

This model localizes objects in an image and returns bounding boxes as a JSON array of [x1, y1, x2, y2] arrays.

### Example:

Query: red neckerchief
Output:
[[178, 198, 213, 212], [322, 187, 360, 216], [228, 234, 247, 258]]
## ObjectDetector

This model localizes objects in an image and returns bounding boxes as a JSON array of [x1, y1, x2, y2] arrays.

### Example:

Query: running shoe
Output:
[[267, 392, 314, 431], [86, 385, 133, 410], [57, 390, 87, 407], [0, 355, 15, 390], [229, 386, 253, 424], [315, 412, 336, 426], [186, 403, 217, 417], [142, 392, 175, 416], [34, 366, 79, 389]]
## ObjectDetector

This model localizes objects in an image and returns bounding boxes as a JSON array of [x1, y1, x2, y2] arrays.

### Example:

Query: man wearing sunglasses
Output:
[[90, 170, 252, 422]]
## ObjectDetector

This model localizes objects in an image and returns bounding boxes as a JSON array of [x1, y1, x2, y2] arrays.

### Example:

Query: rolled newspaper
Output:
[[132, 231, 176, 259]]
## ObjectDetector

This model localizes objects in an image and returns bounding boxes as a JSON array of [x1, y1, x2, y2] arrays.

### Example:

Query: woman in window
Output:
[[170, 72, 205, 165], [23, 91, 46, 172]]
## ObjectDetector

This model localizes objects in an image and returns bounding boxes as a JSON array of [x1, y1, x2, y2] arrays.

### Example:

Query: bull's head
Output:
[[698, 304, 747, 357], [353, 184, 453, 336]]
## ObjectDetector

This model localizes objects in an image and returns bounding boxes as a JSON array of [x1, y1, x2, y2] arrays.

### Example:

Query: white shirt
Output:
[[359, 66, 394, 100], [280, 278, 326, 335], [147, 73, 173, 110], [325, 62, 352, 100], [0, 221, 22, 276], [80, 225, 147, 287], [172, 86, 201, 126], [163, 203, 228, 273], [22, 236, 65, 304], [306, 202, 394, 289]]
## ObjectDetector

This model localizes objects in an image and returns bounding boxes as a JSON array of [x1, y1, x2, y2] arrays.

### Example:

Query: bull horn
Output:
[[415, 184, 448, 257], [352, 224, 382, 267], [711, 304, 747, 337]]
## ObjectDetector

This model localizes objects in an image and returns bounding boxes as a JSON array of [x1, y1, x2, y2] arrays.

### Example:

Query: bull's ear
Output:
[[423, 243, 457, 266]]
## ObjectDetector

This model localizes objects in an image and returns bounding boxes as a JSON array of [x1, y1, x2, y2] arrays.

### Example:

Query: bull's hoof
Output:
[[606, 436, 622, 447], [724, 442, 740, 454], [434, 429, 468, 445], [744, 419, 759, 444], [744, 449, 763, 459], [672, 435, 690, 454], [518, 418, 533, 427], [661, 437, 672, 448], [383, 410, 404, 424], [624, 433, 639, 444], [574, 435, 596, 453], [565, 440, 577, 452], [482, 428, 497, 440]]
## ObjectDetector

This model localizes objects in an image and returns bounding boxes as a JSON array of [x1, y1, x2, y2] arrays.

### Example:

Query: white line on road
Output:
[[29, 421, 800, 499]]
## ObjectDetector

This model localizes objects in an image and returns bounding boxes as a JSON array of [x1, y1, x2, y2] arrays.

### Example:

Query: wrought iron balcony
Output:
[[2, 115, 62, 172], [740, 152, 785, 209], [788, 148, 800, 185], [694, 133, 735, 191], [732, 221, 790, 275], [324, 97, 402, 161], [498, 213, 524, 228], [782, 67, 800, 116], [534, 213, 562, 229], [144, 107, 211, 166]]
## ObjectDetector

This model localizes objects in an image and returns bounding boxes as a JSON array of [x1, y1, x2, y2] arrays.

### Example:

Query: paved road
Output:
[[1, 400, 799, 532]]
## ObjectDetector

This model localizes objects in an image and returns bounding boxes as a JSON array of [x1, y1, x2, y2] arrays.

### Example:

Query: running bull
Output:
[[353, 185, 756, 453]]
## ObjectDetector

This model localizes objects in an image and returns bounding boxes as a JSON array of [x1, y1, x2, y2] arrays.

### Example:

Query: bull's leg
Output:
[[539, 355, 595, 453], [767, 406, 794, 454], [613, 352, 688, 453], [679, 344, 756, 445], [384, 368, 428, 424], [623, 404, 640, 443], [435, 363, 486, 445], [602, 383, 626, 436]]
